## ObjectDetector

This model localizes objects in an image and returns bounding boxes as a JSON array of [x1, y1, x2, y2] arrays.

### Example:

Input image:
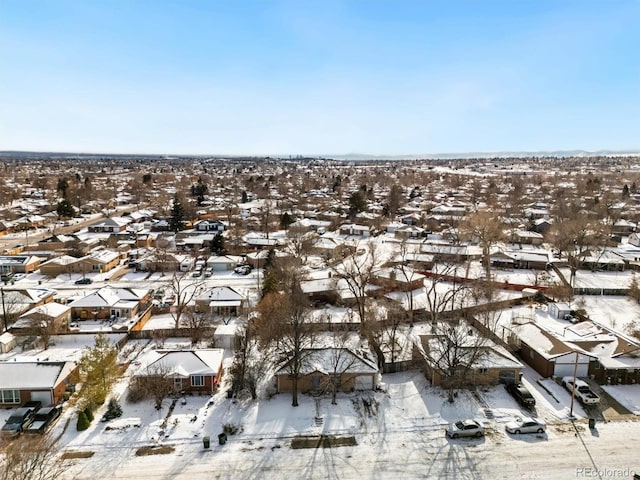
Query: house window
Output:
[[92, 264, 101, 271], [0, 389, 20, 404], [191, 375, 204, 387], [478, 368, 488, 374]]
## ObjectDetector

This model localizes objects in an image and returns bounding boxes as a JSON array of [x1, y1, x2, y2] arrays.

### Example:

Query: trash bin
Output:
[[588, 418, 596, 429], [203, 436, 210, 449], [226, 389, 233, 399], [218, 433, 227, 445]]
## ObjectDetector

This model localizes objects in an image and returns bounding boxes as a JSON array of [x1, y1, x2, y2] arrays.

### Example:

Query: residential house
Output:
[[11, 302, 72, 335], [0, 361, 78, 407], [510, 230, 544, 245], [395, 225, 425, 240], [88, 217, 131, 233], [0, 255, 42, 275], [371, 266, 426, 292], [415, 328, 523, 387], [195, 286, 246, 317], [68, 286, 148, 321], [207, 255, 243, 272], [508, 321, 595, 378], [339, 223, 370, 238], [193, 219, 226, 233], [134, 349, 224, 395], [275, 347, 379, 393]]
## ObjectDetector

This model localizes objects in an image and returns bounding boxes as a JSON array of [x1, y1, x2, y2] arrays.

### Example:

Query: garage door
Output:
[[30, 391, 53, 406], [554, 363, 588, 378], [354, 376, 373, 391]]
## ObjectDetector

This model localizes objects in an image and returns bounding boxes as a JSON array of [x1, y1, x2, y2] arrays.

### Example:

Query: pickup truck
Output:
[[562, 377, 601, 405]]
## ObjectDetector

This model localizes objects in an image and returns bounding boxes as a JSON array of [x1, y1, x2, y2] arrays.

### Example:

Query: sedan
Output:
[[505, 418, 546, 434], [446, 419, 484, 439]]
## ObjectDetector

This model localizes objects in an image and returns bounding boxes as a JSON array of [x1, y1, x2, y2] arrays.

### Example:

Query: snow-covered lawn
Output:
[[559, 268, 633, 289], [576, 295, 640, 338]]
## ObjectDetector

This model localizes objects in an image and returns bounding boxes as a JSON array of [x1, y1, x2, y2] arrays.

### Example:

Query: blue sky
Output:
[[1, 0, 639, 155]]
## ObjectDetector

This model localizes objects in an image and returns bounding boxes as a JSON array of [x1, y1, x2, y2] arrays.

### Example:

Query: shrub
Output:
[[127, 381, 147, 403], [77, 411, 90, 431], [83, 406, 94, 422]]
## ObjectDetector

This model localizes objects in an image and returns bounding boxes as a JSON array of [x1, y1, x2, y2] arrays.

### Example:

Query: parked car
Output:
[[506, 382, 536, 408], [446, 419, 484, 439], [192, 269, 202, 278], [1, 272, 14, 282], [204, 267, 213, 278], [25, 406, 62, 434], [75, 277, 92, 285], [505, 417, 546, 434], [234, 265, 251, 275], [562, 377, 600, 405], [1, 403, 40, 437]]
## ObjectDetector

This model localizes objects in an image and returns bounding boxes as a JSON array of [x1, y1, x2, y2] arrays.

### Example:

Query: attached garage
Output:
[[354, 375, 374, 391], [553, 352, 590, 378], [30, 390, 54, 406]]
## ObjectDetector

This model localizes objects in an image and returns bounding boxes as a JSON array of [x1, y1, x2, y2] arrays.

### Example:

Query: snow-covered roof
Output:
[[275, 348, 378, 376], [197, 286, 245, 302], [0, 361, 76, 389], [135, 349, 224, 378]]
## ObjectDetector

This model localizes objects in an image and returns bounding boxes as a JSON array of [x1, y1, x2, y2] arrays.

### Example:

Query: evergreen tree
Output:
[[348, 190, 367, 215], [56, 199, 75, 218], [83, 406, 94, 422], [76, 411, 90, 431], [170, 194, 185, 232], [78, 333, 118, 409], [622, 184, 630, 197], [210, 233, 225, 256], [280, 212, 293, 229]]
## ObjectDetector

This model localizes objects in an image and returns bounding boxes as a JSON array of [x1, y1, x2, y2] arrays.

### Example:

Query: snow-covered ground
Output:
[[576, 295, 640, 338], [56, 370, 639, 480]]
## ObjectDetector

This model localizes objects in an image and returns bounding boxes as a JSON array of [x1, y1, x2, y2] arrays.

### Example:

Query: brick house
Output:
[[134, 349, 224, 395], [275, 347, 379, 393], [0, 361, 78, 407]]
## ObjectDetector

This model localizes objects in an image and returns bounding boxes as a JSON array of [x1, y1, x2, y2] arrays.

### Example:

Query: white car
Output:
[[446, 419, 484, 439], [505, 417, 546, 434]]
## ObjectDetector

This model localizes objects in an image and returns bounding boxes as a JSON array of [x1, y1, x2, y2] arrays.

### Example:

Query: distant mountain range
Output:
[[328, 150, 640, 160], [1, 149, 639, 160]]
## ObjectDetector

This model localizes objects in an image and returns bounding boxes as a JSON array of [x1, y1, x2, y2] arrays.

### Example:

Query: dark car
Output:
[[506, 382, 536, 408], [1, 405, 39, 437], [25, 406, 62, 434], [75, 277, 93, 285]]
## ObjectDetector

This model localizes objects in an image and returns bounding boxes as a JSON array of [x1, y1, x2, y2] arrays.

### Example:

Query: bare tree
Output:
[[28, 312, 57, 350], [169, 273, 205, 329], [332, 241, 379, 335], [0, 435, 67, 480], [255, 270, 315, 407], [549, 213, 608, 287], [285, 225, 314, 264], [322, 327, 360, 405], [460, 209, 505, 280], [184, 310, 212, 344], [142, 362, 177, 410], [425, 260, 469, 327], [1, 288, 26, 332], [229, 315, 273, 400], [424, 320, 488, 402]]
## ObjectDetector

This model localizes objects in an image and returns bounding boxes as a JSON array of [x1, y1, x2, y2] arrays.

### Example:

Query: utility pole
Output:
[[569, 350, 579, 418], [1, 287, 7, 332]]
